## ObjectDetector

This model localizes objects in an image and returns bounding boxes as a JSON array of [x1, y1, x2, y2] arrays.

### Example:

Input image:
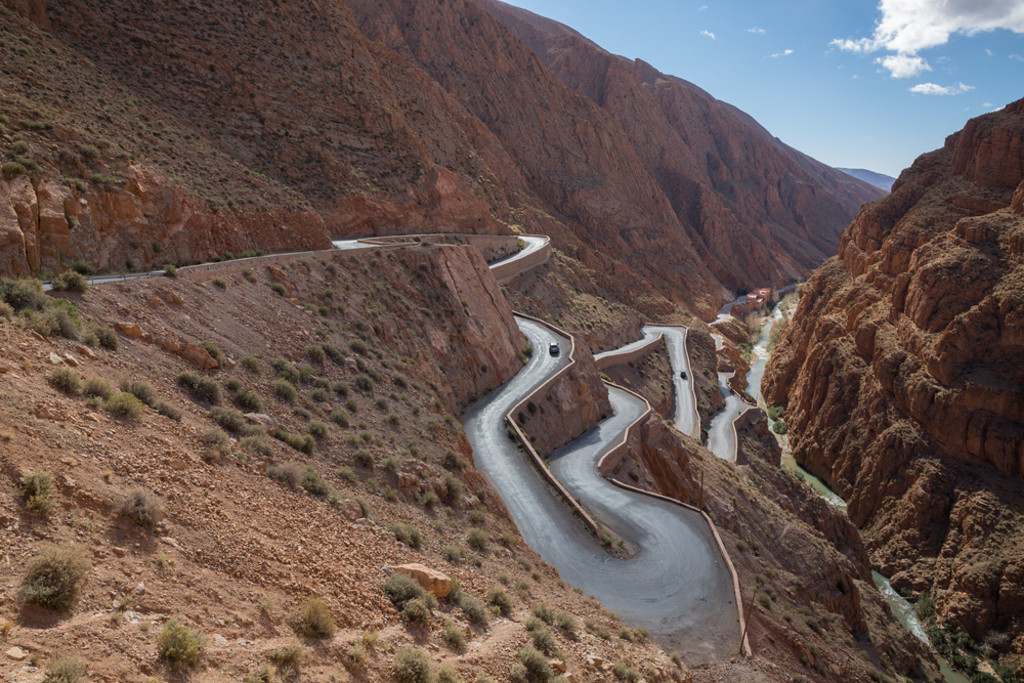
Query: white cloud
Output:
[[908, 82, 974, 95], [769, 49, 795, 58], [700, 30, 715, 39], [747, 27, 766, 34], [1011, 53, 1024, 61], [831, 0, 1024, 77], [985, 48, 995, 55], [875, 53, 931, 77], [698, 5, 708, 11]]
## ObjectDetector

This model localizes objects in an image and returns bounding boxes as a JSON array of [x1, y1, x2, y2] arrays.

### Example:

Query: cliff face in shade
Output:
[[763, 99, 1024, 643], [474, 0, 886, 292]]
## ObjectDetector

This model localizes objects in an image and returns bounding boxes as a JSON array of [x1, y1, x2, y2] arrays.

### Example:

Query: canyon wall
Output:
[[763, 99, 1024, 646]]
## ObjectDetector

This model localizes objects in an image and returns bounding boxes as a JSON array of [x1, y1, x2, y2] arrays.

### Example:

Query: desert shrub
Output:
[[767, 405, 785, 420], [272, 358, 299, 383], [93, 326, 118, 350], [269, 282, 286, 296], [0, 277, 48, 312], [293, 596, 335, 638], [612, 659, 639, 682], [83, 377, 113, 399], [384, 572, 433, 610], [554, 612, 577, 636], [530, 624, 557, 656], [418, 489, 439, 509], [50, 271, 88, 293], [442, 449, 466, 471], [24, 299, 82, 339], [224, 377, 243, 394], [383, 483, 398, 500], [20, 543, 89, 610], [467, 528, 488, 552], [2, 161, 26, 180], [353, 373, 373, 393], [459, 595, 488, 627], [443, 546, 465, 565], [306, 345, 325, 365], [274, 430, 315, 454], [530, 604, 554, 625], [43, 656, 87, 682], [210, 406, 246, 433], [116, 487, 164, 527], [163, 263, 178, 277], [331, 408, 350, 428], [47, 367, 82, 395], [268, 462, 303, 489], [300, 465, 329, 496], [308, 420, 327, 439], [157, 619, 204, 668], [122, 380, 157, 406], [201, 429, 231, 463], [772, 418, 788, 435], [354, 448, 374, 468], [486, 588, 512, 617], [273, 379, 297, 402], [211, 277, 227, 290], [337, 466, 357, 483], [514, 646, 552, 682], [232, 388, 262, 412], [176, 372, 221, 404], [468, 510, 485, 526], [393, 647, 431, 683], [268, 641, 306, 668], [20, 470, 56, 517], [241, 268, 256, 283], [198, 340, 224, 365], [389, 523, 422, 549], [441, 619, 467, 650], [105, 392, 145, 419], [401, 597, 433, 626], [240, 355, 261, 374], [240, 435, 274, 458], [0, 300, 12, 319], [332, 381, 349, 398], [310, 387, 330, 403], [444, 474, 465, 505], [155, 400, 181, 421], [436, 665, 461, 683]]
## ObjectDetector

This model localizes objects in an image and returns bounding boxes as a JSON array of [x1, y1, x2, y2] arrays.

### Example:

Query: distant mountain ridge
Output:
[[836, 168, 896, 192]]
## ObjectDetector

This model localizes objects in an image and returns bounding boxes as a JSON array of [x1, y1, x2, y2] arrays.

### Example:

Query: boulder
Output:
[[394, 563, 451, 598]]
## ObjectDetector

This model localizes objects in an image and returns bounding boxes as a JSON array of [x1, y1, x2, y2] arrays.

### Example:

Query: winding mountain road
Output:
[[467, 320, 739, 662]]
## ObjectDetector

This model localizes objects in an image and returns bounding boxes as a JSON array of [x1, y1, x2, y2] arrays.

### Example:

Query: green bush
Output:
[[162, 263, 178, 278], [198, 340, 224, 365], [293, 596, 335, 638], [211, 277, 227, 290], [210, 406, 246, 433], [389, 523, 423, 549], [272, 358, 299, 383], [393, 647, 431, 683], [486, 588, 512, 617], [93, 326, 118, 350], [83, 376, 113, 399], [442, 450, 466, 471], [353, 374, 373, 392], [331, 408, 350, 428], [116, 487, 164, 527], [530, 604, 554, 625], [105, 392, 145, 419], [21, 470, 56, 517], [554, 612, 577, 636], [308, 420, 327, 439], [274, 429, 315, 454], [612, 659, 639, 682], [50, 271, 88, 293], [273, 378, 297, 402], [771, 418, 788, 435], [530, 623, 557, 656], [401, 597, 433, 626], [384, 573, 435, 611], [232, 388, 262, 412], [268, 641, 307, 668], [300, 465, 328, 496], [122, 380, 157, 406], [514, 646, 552, 682], [0, 277, 48, 312], [240, 435, 274, 458], [443, 546, 464, 565], [20, 543, 90, 610], [240, 355, 261, 374], [47, 367, 82, 395], [767, 405, 785, 421], [2, 161, 27, 180], [43, 656, 87, 682], [268, 462, 303, 489], [467, 528, 488, 552], [155, 400, 181, 421], [442, 619, 466, 651], [157, 619, 204, 669], [202, 429, 231, 463], [436, 665, 461, 683], [306, 345, 326, 365], [176, 372, 221, 404], [459, 595, 488, 627]]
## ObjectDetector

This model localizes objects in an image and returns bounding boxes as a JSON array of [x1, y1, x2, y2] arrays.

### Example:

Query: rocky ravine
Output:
[[764, 99, 1024, 659]]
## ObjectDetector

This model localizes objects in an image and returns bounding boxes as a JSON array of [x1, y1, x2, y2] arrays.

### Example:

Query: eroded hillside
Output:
[[0, 245, 690, 681]]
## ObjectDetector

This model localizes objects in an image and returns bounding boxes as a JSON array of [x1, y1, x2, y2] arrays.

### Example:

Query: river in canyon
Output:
[[742, 296, 967, 683]]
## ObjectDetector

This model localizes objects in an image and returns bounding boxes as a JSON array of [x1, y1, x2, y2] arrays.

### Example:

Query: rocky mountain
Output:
[[474, 0, 886, 291], [764, 99, 1024, 654], [836, 168, 896, 192], [2, 0, 878, 319]]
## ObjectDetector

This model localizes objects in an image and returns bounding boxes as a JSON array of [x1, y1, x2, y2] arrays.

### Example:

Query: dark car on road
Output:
[[549, 343, 560, 357]]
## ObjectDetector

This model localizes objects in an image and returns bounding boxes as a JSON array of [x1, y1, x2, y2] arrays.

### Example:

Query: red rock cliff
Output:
[[763, 99, 1024, 644]]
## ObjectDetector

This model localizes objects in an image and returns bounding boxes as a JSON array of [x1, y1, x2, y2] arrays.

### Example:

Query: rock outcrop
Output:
[[764, 98, 1024, 644]]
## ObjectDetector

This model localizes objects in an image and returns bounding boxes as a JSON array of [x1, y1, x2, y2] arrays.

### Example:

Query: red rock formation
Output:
[[764, 99, 1024, 643], [475, 0, 885, 292]]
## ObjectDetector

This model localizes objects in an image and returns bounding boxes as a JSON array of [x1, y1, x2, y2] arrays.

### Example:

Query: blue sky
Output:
[[500, 0, 1024, 178]]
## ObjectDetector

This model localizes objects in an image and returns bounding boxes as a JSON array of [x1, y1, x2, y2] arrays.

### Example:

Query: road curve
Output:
[[466, 320, 740, 663]]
